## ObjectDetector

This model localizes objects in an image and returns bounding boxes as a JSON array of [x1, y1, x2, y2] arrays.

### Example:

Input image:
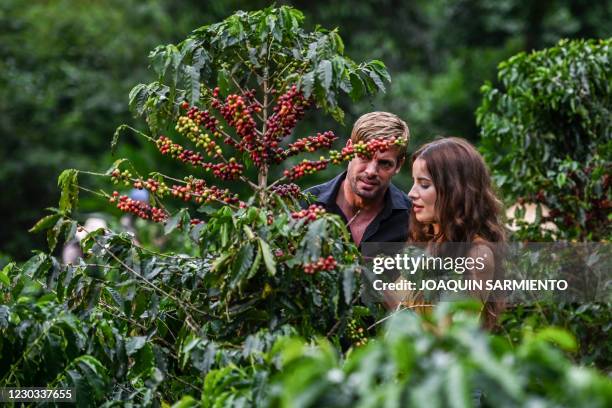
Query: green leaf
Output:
[[129, 83, 150, 117], [534, 327, 577, 351], [302, 218, 328, 261], [220, 222, 229, 248], [171, 396, 198, 408], [58, 169, 79, 213], [131, 343, 156, 379], [368, 70, 385, 92], [63, 220, 78, 243], [349, 73, 365, 101], [229, 243, 254, 289], [184, 65, 201, 103], [212, 251, 233, 273], [301, 71, 316, 98], [246, 245, 262, 280], [259, 239, 276, 276], [126, 336, 148, 356], [111, 125, 128, 155], [165, 209, 188, 234], [29, 213, 62, 234], [22, 253, 51, 278], [105, 158, 128, 175], [0, 262, 14, 286], [342, 267, 355, 304], [65, 356, 109, 404], [317, 60, 333, 92], [47, 217, 65, 252], [447, 363, 470, 408]]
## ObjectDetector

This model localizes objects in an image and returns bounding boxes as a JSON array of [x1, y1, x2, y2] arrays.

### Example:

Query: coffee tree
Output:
[[2, 6, 403, 404], [99, 5, 404, 340], [477, 38, 611, 241], [477, 39, 611, 370]]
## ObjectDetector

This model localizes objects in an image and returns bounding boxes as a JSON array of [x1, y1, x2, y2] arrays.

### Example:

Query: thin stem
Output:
[[123, 125, 157, 143], [98, 300, 179, 356], [229, 74, 263, 108], [267, 175, 287, 189], [218, 127, 243, 148], [326, 296, 361, 338], [79, 170, 108, 177], [78, 186, 108, 198], [234, 51, 263, 84], [366, 304, 433, 331], [84, 228, 205, 329], [143, 172, 242, 210], [346, 209, 362, 228], [257, 75, 270, 205]]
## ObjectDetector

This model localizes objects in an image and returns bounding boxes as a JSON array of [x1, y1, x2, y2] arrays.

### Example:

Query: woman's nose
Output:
[[408, 184, 418, 200]]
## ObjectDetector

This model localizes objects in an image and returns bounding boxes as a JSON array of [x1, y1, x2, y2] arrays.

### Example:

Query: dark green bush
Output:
[[477, 38, 611, 241]]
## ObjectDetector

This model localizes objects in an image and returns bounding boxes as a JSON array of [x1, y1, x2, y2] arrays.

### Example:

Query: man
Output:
[[305, 112, 411, 247]]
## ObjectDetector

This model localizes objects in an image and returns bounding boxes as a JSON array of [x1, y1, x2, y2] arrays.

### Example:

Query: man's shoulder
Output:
[[301, 178, 335, 209], [302, 172, 346, 205], [388, 183, 412, 210], [303, 180, 330, 198]]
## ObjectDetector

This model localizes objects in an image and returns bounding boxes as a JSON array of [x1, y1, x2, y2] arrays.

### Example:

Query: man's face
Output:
[[346, 142, 404, 202]]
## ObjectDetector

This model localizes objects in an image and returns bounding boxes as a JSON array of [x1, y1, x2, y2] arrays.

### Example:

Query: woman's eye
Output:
[[420, 184, 430, 189]]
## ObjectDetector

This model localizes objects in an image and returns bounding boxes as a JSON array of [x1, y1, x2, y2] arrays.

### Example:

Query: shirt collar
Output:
[[315, 170, 410, 211]]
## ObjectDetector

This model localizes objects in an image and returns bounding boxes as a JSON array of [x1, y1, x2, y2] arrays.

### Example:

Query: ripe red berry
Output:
[[291, 204, 326, 223], [303, 255, 337, 274]]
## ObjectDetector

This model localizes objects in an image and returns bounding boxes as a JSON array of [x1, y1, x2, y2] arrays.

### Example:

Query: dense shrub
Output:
[[1, 9, 610, 407], [477, 38, 611, 241]]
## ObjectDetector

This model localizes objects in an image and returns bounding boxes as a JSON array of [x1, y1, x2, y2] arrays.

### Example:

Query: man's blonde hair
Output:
[[350, 112, 409, 161]]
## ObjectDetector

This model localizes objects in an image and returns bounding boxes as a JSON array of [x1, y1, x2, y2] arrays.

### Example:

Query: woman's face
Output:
[[408, 158, 437, 224]]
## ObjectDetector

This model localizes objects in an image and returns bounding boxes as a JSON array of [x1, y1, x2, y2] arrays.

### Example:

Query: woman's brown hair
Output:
[[408, 137, 506, 327]]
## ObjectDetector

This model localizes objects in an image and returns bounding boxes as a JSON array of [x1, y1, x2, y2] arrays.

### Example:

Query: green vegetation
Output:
[[0, 3, 610, 407]]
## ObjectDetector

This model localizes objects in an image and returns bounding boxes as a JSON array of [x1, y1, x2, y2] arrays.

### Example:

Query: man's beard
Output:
[[350, 174, 383, 200]]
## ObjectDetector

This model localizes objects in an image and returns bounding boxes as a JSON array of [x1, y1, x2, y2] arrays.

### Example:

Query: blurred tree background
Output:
[[1, 0, 610, 261]]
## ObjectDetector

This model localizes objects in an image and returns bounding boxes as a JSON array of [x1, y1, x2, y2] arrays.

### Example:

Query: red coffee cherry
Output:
[[303, 255, 337, 274], [110, 193, 168, 223], [275, 131, 337, 162], [264, 85, 310, 147], [270, 183, 302, 198], [202, 157, 244, 181], [291, 204, 326, 222], [283, 158, 330, 180]]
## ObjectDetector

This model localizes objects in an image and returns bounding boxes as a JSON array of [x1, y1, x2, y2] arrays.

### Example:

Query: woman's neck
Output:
[[433, 223, 441, 236]]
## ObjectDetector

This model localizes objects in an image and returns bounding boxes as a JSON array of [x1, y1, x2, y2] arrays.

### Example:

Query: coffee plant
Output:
[[477, 38, 611, 241], [2, 8, 611, 407], [477, 38, 611, 370], [1, 6, 399, 405]]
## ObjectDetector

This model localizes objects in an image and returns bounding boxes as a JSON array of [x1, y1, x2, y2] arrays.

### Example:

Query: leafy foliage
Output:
[[477, 37, 612, 374], [259, 306, 612, 407], [477, 38, 611, 241], [130, 6, 389, 131], [3, 5, 612, 407]]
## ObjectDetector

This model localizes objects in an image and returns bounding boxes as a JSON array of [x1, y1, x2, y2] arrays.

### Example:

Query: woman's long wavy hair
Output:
[[408, 137, 506, 328]]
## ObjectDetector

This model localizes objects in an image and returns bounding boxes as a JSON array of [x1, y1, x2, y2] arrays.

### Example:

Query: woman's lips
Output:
[[413, 204, 424, 213]]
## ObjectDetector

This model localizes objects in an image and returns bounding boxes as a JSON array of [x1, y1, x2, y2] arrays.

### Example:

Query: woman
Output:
[[392, 137, 506, 328]]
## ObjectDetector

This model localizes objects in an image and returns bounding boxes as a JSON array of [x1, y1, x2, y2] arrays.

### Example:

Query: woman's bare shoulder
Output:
[[468, 238, 495, 265]]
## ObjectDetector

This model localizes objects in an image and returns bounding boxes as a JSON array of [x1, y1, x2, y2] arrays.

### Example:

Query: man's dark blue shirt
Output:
[[303, 171, 411, 246]]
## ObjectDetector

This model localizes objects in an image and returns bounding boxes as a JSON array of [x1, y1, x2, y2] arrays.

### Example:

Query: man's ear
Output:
[[394, 157, 405, 174]]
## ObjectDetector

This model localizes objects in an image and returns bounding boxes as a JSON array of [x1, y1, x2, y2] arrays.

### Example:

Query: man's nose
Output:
[[364, 160, 378, 176]]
